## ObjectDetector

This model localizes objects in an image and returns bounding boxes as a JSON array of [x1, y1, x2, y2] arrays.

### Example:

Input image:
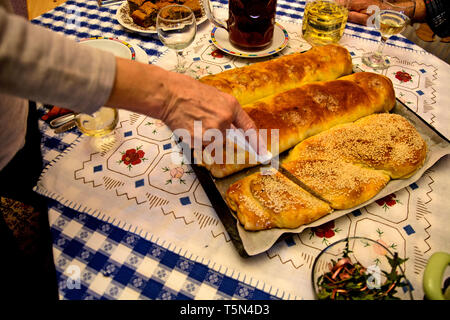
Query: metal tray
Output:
[[190, 99, 450, 257]]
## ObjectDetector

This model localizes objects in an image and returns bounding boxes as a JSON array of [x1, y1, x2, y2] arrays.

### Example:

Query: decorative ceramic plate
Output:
[[79, 37, 136, 60], [116, 1, 207, 35], [210, 22, 289, 58], [79, 37, 149, 64]]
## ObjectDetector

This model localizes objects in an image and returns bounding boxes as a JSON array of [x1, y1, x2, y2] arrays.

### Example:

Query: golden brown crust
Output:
[[227, 114, 427, 231], [205, 72, 396, 178], [284, 113, 427, 179], [225, 170, 332, 230], [282, 159, 391, 209], [199, 44, 353, 105]]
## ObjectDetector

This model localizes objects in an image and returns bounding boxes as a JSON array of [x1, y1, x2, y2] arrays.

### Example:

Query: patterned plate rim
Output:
[[210, 22, 290, 58], [78, 37, 136, 61]]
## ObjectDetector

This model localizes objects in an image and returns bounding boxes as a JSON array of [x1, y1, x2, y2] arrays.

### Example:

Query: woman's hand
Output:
[[347, 0, 424, 26], [158, 71, 257, 148], [348, 0, 382, 25], [106, 57, 261, 152]]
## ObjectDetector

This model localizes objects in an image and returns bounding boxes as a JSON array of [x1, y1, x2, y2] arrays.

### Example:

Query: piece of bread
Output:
[[284, 113, 427, 179], [203, 72, 396, 178], [227, 114, 427, 230], [199, 44, 353, 105], [225, 169, 332, 230], [283, 159, 391, 209]]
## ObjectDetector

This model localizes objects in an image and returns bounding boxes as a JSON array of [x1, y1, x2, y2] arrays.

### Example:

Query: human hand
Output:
[[348, 0, 420, 25], [106, 58, 263, 156], [157, 71, 261, 151], [348, 0, 383, 25]]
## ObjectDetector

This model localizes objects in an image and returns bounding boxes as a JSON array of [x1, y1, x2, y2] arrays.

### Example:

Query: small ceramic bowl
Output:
[[311, 237, 414, 300]]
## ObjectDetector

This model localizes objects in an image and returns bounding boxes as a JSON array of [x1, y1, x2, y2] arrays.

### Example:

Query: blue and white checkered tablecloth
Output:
[[31, 0, 450, 301], [31, 0, 425, 61]]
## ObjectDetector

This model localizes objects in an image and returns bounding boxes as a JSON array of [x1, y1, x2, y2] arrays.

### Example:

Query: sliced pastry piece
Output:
[[284, 113, 427, 179], [282, 158, 391, 210], [226, 169, 332, 231], [128, 0, 147, 14], [183, 0, 203, 18]]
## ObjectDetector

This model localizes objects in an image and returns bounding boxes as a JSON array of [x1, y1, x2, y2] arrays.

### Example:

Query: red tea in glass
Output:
[[203, 0, 278, 50]]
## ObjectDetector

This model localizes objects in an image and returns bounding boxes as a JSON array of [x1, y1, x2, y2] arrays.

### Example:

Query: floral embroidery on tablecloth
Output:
[[394, 70, 413, 83], [210, 49, 224, 59], [144, 119, 165, 135], [309, 220, 342, 246], [162, 161, 194, 185], [117, 145, 147, 170], [375, 193, 402, 211]]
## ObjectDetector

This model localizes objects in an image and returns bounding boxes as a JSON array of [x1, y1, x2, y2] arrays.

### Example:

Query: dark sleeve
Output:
[[424, 0, 450, 38]]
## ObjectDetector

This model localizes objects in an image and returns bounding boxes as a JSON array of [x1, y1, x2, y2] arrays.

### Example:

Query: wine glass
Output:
[[156, 5, 197, 73], [75, 107, 120, 151], [362, 0, 415, 69]]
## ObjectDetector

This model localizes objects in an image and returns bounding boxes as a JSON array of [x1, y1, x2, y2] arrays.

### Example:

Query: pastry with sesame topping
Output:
[[283, 113, 426, 210], [284, 113, 427, 179], [283, 159, 391, 209], [226, 169, 332, 230], [227, 113, 427, 231]]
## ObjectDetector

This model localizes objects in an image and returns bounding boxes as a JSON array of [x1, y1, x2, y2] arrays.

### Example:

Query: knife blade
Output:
[[54, 119, 77, 134]]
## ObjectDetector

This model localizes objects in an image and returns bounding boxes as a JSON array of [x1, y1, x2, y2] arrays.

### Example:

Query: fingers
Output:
[[348, 11, 370, 26], [232, 104, 257, 132], [231, 105, 270, 158]]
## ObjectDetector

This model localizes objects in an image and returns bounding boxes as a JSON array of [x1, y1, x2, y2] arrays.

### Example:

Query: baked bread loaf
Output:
[[283, 113, 428, 179], [204, 72, 396, 178], [199, 44, 353, 105], [226, 114, 427, 230], [283, 159, 391, 210], [226, 169, 332, 230]]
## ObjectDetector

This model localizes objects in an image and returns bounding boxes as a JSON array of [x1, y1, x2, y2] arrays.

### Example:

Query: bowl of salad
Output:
[[312, 237, 414, 300]]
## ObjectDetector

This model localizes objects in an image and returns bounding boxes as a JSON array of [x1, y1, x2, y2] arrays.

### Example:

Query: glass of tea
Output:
[[202, 0, 278, 50], [302, 0, 349, 46]]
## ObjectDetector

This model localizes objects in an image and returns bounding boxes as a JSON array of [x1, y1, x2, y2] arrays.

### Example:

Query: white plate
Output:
[[131, 43, 149, 64], [116, 1, 207, 35], [79, 37, 149, 64], [210, 23, 289, 58], [79, 37, 137, 60]]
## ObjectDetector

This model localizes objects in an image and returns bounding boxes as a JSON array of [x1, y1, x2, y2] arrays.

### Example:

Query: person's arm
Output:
[[105, 57, 256, 144], [0, 6, 256, 146], [0, 6, 116, 114], [423, 0, 450, 38]]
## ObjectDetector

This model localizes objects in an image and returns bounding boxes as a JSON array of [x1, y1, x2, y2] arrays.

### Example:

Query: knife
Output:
[[230, 129, 332, 205], [54, 119, 77, 134], [49, 112, 77, 129], [97, 0, 125, 6]]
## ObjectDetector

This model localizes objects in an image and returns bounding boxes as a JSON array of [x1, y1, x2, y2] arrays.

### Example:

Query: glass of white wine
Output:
[[75, 107, 120, 151], [362, 0, 415, 69], [156, 5, 197, 73]]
